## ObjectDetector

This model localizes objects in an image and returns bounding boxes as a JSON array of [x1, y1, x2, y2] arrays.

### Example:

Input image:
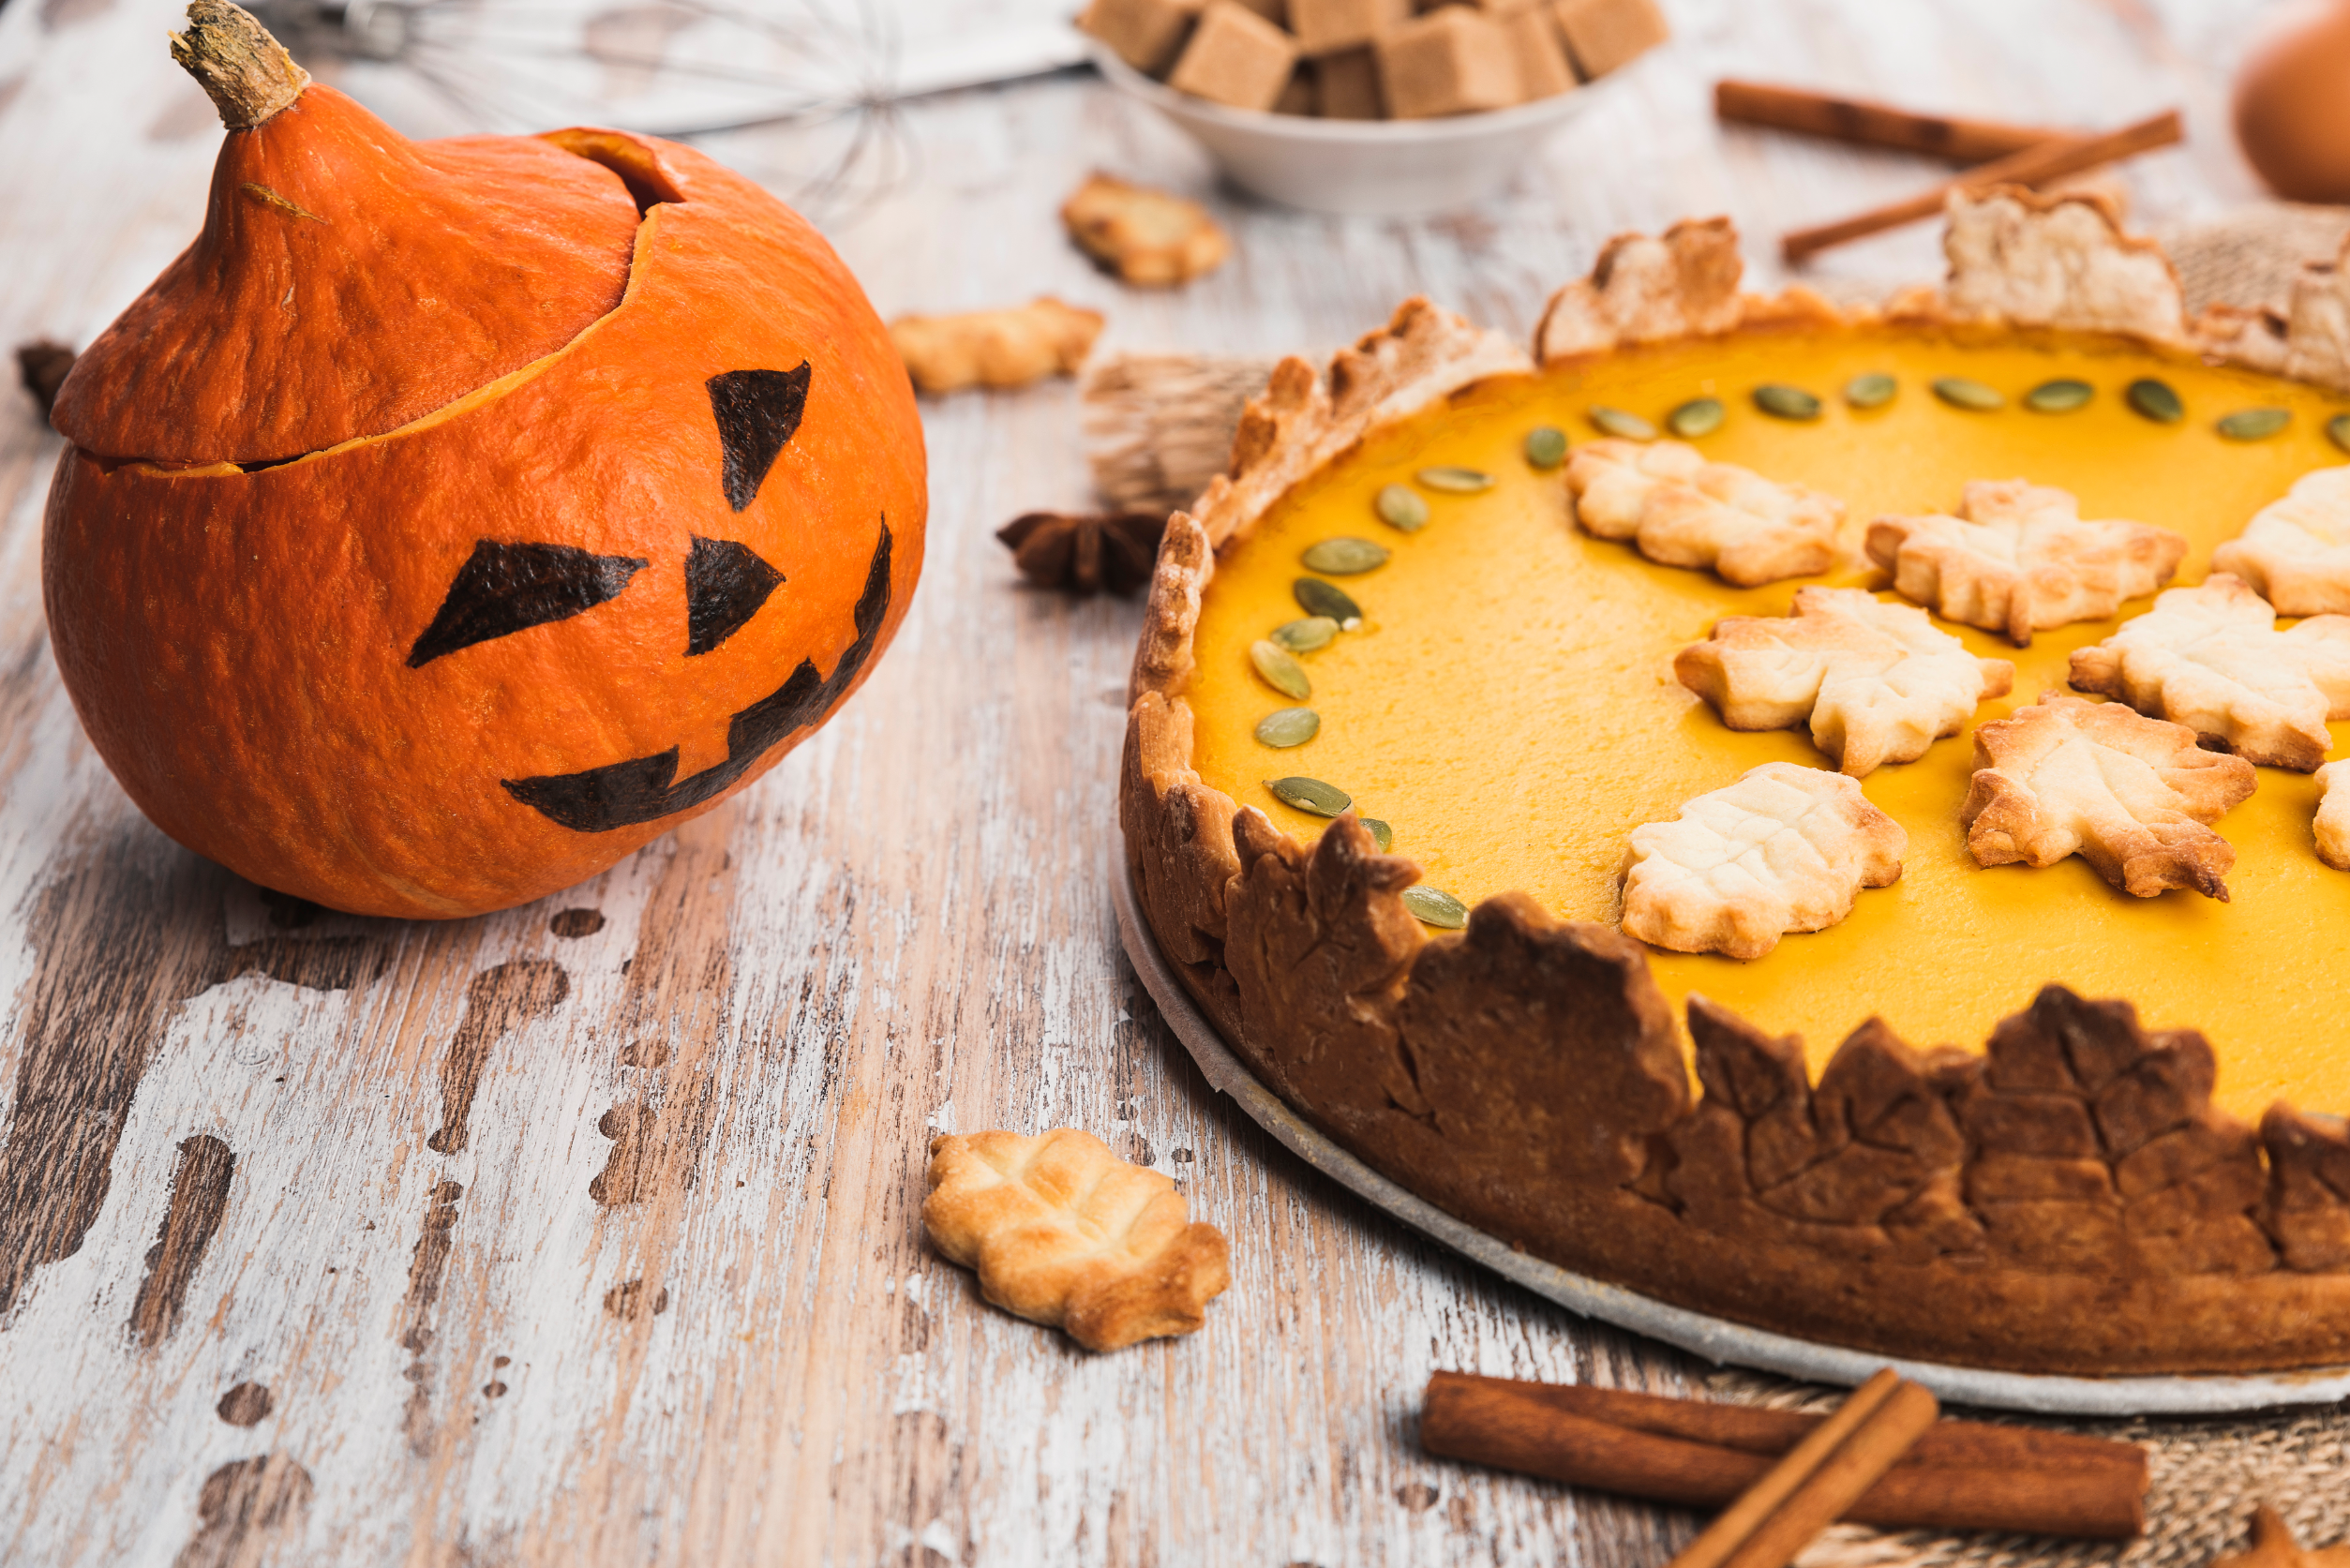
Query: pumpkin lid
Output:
[[52, 1, 641, 468]]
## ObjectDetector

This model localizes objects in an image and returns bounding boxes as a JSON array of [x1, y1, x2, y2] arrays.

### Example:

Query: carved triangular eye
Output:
[[707, 364, 811, 512], [685, 536, 785, 656], [409, 541, 647, 667]]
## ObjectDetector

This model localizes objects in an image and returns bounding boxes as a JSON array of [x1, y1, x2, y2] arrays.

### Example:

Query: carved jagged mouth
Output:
[[501, 521, 891, 833]]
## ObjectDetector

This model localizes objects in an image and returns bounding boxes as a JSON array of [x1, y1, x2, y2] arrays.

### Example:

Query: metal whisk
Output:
[[243, 0, 917, 218]]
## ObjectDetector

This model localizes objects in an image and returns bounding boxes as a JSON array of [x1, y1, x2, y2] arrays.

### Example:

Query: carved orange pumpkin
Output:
[[42, 2, 924, 918]]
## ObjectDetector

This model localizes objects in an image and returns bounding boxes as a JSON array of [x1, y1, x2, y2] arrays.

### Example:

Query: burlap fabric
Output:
[[2159, 202, 2350, 320], [1081, 351, 1280, 516], [1088, 204, 2350, 1564], [1689, 1369, 2349, 1567]]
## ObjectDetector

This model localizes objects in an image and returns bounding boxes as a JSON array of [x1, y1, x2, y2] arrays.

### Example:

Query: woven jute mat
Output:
[[1699, 1369, 2350, 1568], [1085, 202, 2350, 1567], [2159, 202, 2350, 320]]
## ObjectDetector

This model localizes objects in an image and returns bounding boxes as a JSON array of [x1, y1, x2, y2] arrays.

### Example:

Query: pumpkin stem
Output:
[[170, 0, 310, 130]]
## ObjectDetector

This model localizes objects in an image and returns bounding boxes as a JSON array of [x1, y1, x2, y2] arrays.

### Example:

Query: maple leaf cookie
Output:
[[889, 298, 1104, 395], [2211, 466, 2350, 616], [2316, 761, 2350, 872], [1675, 586, 2016, 777], [1866, 479, 2187, 645], [1963, 693, 2257, 900], [2068, 574, 2350, 772], [1621, 762, 1906, 960], [922, 1127, 1230, 1351], [1061, 173, 1231, 288], [1566, 439, 1844, 586]]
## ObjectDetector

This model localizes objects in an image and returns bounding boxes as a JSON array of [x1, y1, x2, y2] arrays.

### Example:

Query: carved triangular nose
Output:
[[684, 536, 785, 656]]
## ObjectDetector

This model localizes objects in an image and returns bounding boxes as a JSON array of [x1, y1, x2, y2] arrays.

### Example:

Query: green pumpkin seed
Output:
[[1844, 372, 1897, 410], [1360, 817, 1393, 853], [1417, 465, 1493, 494], [1265, 776, 1351, 817], [1250, 639, 1310, 700], [1270, 616, 1338, 653], [1752, 384, 1821, 422], [1254, 707, 1320, 748], [1301, 537, 1390, 575], [2331, 413, 2350, 455], [2127, 378, 2184, 424], [1374, 484, 1429, 532], [1932, 376, 2005, 411], [1294, 577, 1363, 629], [1400, 886, 1469, 929], [1523, 426, 1569, 470], [1668, 397, 1725, 438], [1589, 406, 1656, 441], [2024, 379, 2093, 413], [2217, 407, 2291, 441]]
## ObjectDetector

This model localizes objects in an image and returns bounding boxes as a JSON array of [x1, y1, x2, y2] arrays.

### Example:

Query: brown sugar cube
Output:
[[1314, 46, 1385, 118], [1549, 0, 1669, 79], [1168, 1, 1301, 111], [1272, 65, 1318, 114], [1376, 7, 1517, 118], [1080, 0, 1206, 77], [1289, 0, 1410, 55], [1505, 7, 1575, 99]]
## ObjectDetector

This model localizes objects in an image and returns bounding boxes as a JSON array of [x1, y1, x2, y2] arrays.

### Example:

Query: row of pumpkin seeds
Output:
[[1587, 375, 2350, 446], [1246, 458, 1536, 930]]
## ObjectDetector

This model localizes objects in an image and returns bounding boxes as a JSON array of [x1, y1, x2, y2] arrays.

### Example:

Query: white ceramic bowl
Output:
[[1086, 37, 1597, 216]]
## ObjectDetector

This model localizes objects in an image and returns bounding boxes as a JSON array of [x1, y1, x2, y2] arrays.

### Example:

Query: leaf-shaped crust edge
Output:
[[1118, 211, 2350, 1376]]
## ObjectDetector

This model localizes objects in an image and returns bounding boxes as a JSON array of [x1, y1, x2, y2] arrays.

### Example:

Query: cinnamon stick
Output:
[[1778, 108, 2184, 262], [1668, 1370, 1938, 1568], [1420, 1373, 2148, 1540], [1714, 81, 2059, 164]]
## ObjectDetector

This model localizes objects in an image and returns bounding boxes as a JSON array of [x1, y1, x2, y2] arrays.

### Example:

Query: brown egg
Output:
[[2234, 0, 2350, 202]]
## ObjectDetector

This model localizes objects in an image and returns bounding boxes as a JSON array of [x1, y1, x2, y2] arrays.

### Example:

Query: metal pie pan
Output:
[[1113, 859, 2350, 1415]]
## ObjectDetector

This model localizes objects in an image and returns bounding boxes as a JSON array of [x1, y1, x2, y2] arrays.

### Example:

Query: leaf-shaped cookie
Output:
[[2068, 574, 2350, 771], [1621, 761, 1906, 961], [1675, 586, 2016, 776], [922, 1127, 1230, 1351], [2212, 466, 2350, 616], [2317, 760, 2350, 872], [1566, 439, 1844, 586], [1866, 478, 2186, 645], [1962, 693, 2257, 900]]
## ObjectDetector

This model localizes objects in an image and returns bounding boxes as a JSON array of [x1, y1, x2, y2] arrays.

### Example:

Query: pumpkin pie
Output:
[[1122, 188, 2350, 1375]]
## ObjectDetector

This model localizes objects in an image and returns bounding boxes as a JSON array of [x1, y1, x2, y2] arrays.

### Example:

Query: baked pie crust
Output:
[[1120, 187, 2350, 1375]]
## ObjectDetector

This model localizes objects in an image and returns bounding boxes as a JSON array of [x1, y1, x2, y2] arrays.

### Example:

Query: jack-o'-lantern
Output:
[[42, 1, 925, 918]]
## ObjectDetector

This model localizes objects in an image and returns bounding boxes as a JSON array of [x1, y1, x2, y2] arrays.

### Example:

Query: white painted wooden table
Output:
[[0, 0, 2308, 1561]]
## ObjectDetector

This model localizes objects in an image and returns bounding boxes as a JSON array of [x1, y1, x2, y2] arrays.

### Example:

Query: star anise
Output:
[[996, 509, 1166, 596], [2212, 1506, 2350, 1568], [16, 340, 75, 421]]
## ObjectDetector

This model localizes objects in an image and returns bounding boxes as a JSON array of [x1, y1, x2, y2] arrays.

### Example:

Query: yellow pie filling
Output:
[[1186, 325, 2350, 1121]]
